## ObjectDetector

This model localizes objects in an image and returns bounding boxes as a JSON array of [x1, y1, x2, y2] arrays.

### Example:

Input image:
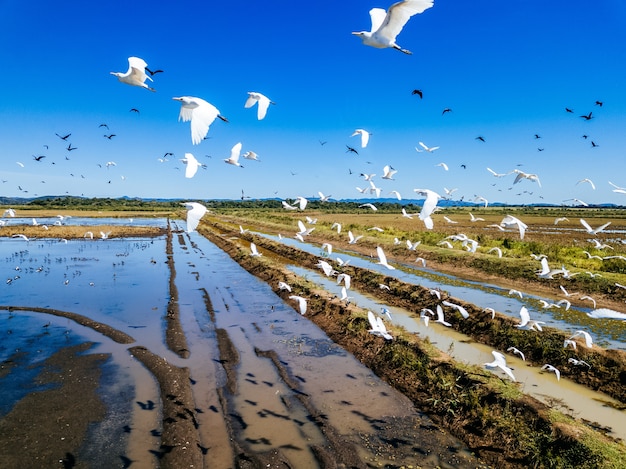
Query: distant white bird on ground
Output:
[[367, 310, 393, 340], [580, 218, 611, 235], [289, 295, 307, 315], [376, 246, 396, 270], [244, 92, 275, 120], [181, 153, 203, 178], [182, 202, 207, 232], [576, 178, 596, 190], [352, 0, 434, 55], [172, 96, 228, 145], [541, 364, 561, 381], [224, 142, 244, 167], [507, 346, 525, 361], [417, 141, 439, 153], [485, 351, 516, 381], [413, 188, 441, 229], [111, 57, 155, 91], [351, 129, 370, 148], [250, 242, 262, 257], [500, 214, 528, 239]]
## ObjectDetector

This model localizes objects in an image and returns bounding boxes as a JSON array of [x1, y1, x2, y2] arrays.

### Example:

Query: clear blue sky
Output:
[[1, 0, 625, 205]]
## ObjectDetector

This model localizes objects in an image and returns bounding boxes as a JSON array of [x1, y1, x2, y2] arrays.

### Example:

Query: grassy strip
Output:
[[197, 220, 626, 468]]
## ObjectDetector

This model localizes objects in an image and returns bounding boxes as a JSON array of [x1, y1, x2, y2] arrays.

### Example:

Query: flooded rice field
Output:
[[0, 218, 486, 468]]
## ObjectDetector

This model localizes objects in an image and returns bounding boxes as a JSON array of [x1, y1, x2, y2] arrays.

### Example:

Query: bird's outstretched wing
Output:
[[191, 100, 219, 145], [375, 0, 434, 41]]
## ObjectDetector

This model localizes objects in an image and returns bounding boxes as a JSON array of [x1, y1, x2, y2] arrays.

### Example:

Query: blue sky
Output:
[[1, 0, 625, 205]]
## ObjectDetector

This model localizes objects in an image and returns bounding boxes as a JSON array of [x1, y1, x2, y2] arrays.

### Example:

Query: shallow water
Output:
[[264, 233, 626, 350]]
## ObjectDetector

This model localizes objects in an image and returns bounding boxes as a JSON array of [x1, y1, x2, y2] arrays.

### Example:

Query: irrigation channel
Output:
[[0, 217, 624, 467]]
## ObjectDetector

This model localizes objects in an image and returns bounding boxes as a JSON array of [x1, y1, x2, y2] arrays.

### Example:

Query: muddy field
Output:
[[1, 211, 625, 468]]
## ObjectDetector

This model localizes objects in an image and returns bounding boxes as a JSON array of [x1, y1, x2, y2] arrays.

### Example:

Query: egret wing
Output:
[[376, 0, 434, 41]]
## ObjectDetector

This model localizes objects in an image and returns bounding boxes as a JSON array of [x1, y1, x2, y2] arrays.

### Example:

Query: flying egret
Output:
[[181, 153, 203, 178], [318, 192, 332, 202], [469, 212, 484, 222], [500, 214, 527, 239], [512, 169, 542, 187], [580, 218, 611, 235], [289, 296, 307, 315], [376, 246, 396, 270], [352, 0, 434, 55], [111, 57, 155, 92], [417, 141, 439, 152], [413, 188, 441, 229], [576, 178, 596, 190], [485, 351, 516, 381], [295, 196, 308, 210], [182, 202, 208, 232], [242, 151, 260, 161], [569, 330, 593, 348], [434, 305, 451, 326], [172, 96, 228, 145], [486, 167, 510, 178], [316, 260, 337, 277], [244, 92, 275, 120], [506, 346, 525, 361], [435, 162, 449, 171], [278, 281, 292, 292], [442, 300, 469, 319], [516, 306, 531, 329], [554, 217, 569, 225], [250, 242, 262, 257], [331, 222, 342, 233], [586, 308, 626, 320], [541, 364, 561, 381], [224, 142, 244, 167], [568, 358, 592, 368], [367, 310, 393, 340], [360, 203, 378, 211], [351, 129, 370, 148], [381, 165, 397, 180], [337, 273, 351, 289]]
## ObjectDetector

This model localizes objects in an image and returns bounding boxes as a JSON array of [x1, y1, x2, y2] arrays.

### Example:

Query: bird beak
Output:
[[172, 97, 182, 101]]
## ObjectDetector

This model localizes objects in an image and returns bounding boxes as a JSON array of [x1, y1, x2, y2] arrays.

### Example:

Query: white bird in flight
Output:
[[541, 364, 561, 381], [244, 92, 275, 120], [352, 0, 434, 55], [417, 141, 439, 153], [172, 96, 228, 145], [500, 214, 528, 239], [182, 202, 207, 233], [580, 218, 611, 235], [381, 165, 397, 180], [376, 246, 396, 270], [181, 153, 203, 178], [367, 311, 393, 341], [111, 57, 155, 92], [576, 178, 596, 190], [413, 188, 441, 229], [224, 142, 244, 167], [485, 351, 516, 381], [289, 295, 308, 315], [351, 129, 370, 148], [250, 242, 262, 257]]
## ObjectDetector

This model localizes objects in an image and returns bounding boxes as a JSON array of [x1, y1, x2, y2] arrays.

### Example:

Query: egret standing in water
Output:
[[352, 0, 434, 55], [111, 57, 155, 92], [172, 96, 228, 145]]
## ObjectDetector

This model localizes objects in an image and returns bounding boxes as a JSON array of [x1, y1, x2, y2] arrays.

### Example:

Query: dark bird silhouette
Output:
[[32, 155, 46, 161], [99, 123, 109, 129], [319, 140, 327, 145], [595, 100, 603, 107], [56, 133, 71, 140], [104, 134, 116, 139], [537, 148, 545, 152], [591, 141, 599, 147], [534, 134, 541, 139], [145, 67, 164, 76], [460, 164, 467, 169], [580, 111, 593, 121], [411, 89, 423, 98], [565, 107, 574, 113], [582, 134, 589, 139], [346, 145, 359, 155], [475, 136, 485, 142], [442, 108, 452, 115], [66, 143, 77, 151], [43, 144, 49, 149], [129, 108, 140, 114]]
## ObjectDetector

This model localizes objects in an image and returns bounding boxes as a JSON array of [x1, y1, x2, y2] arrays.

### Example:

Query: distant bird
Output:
[[580, 218, 611, 235], [417, 141, 439, 153], [32, 155, 46, 161], [554, 217, 569, 225], [413, 188, 440, 229], [318, 191, 332, 202], [435, 162, 449, 171], [104, 134, 116, 139], [381, 165, 397, 180], [145, 67, 164, 76], [576, 178, 596, 190], [56, 132, 71, 140], [512, 169, 541, 187], [244, 92, 275, 120], [12, 234, 29, 241], [411, 89, 423, 98], [541, 364, 561, 381], [376, 246, 396, 270], [278, 281, 292, 292], [242, 151, 260, 161], [351, 129, 371, 148], [346, 145, 359, 155], [486, 167, 510, 178], [250, 242, 262, 257], [289, 296, 307, 315], [182, 202, 207, 232], [485, 351, 516, 381], [367, 310, 393, 340], [569, 330, 593, 348], [469, 212, 484, 222], [595, 100, 603, 107], [181, 153, 203, 178], [507, 346, 525, 361], [608, 181, 626, 195], [172, 96, 228, 145], [475, 136, 485, 142], [442, 108, 452, 115], [110, 57, 155, 91], [500, 214, 527, 239], [66, 143, 77, 151], [224, 142, 244, 167], [359, 203, 378, 211], [442, 300, 469, 319], [568, 358, 591, 368], [130, 108, 140, 114], [348, 231, 363, 244], [580, 111, 593, 121], [352, 0, 435, 55]]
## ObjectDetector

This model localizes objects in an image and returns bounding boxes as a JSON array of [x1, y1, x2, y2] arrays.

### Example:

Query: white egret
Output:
[[541, 364, 561, 381], [500, 214, 527, 239], [111, 57, 155, 92], [181, 153, 203, 178], [469, 212, 484, 222], [576, 178, 596, 190], [587, 308, 626, 320], [351, 129, 370, 148], [487, 247, 503, 258], [485, 351, 516, 381], [289, 295, 307, 315], [568, 358, 591, 368], [282, 200, 298, 210], [508, 289, 523, 299], [435, 162, 449, 171], [486, 167, 510, 178], [389, 190, 402, 200], [554, 217, 569, 225], [318, 192, 332, 202], [316, 260, 337, 277], [278, 281, 292, 292], [413, 188, 441, 229], [442, 300, 469, 319], [172, 96, 228, 145], [516, 306, 531, 329], [563, 339, 577, 349], [367, 310, 393, 340], [182, 202, 208, 233], [506, 346, 525, 361], [337, 273, 351, 289], [250, 242, 262, 257], [417, 141, 439, 152], [242, 151, 260, 161], [434, 305, 451, 326], [569, 330, 593, 348], [224, 142, 244, 167], [580, 295, 597, 308], [381, 165, 397, 180], [376, 246, 396, 270], [352, 0, 434, 55], [443, 216, 458, 224], [557, 299, 571, 311], [512, 169, 542, 187], [331, 222, 342, 234], [608, 181, 626, 194], [294, 196, 308, 210], [580, 218, 611, 235], [244, 92, 275, 120]]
